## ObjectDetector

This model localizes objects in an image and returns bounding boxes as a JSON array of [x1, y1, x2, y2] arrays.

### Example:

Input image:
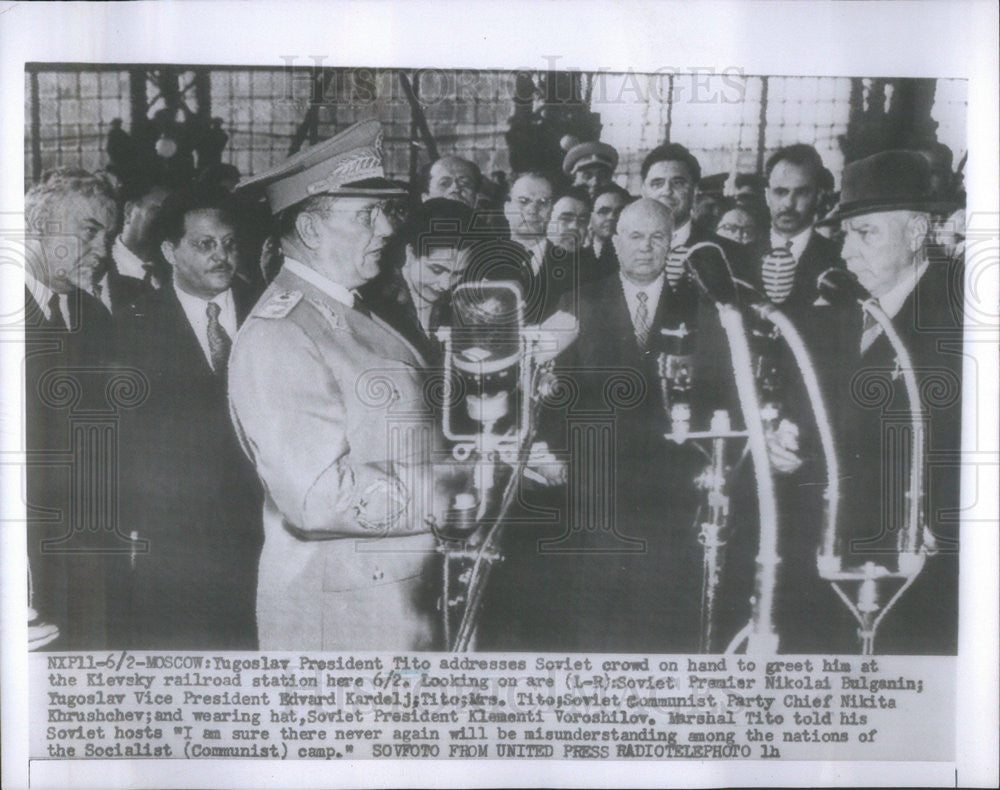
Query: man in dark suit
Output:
[[362, 197, 475, 367], [24, 168, 119, 650], [91, 257, 147, 317], [820, 150, 962, 654], [545, 186, 608, 292], [586, 182, 630, 278], [473, 171, 568, 324], [111, 187, 263, 649], [640, 143, 746, 332], [111, 181, 172, 291], [691, 148, 848, 653], [746, 145, 846, 323], [507, 199, 704, 652]]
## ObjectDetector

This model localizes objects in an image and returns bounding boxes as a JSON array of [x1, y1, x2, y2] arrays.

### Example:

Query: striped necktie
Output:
[[206, 301, 231, 374], [634, 291, 651, 348], [762, 241, 797, 303], [665, 245, 688, 290]]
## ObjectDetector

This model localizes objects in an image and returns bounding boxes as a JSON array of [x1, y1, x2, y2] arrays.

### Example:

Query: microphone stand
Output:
[[815, 297, 928, 655], [663, 243, 781, 653], [713, 296, 844, 655], [435, 293, 556, 651], [713, 304, 782, 654]]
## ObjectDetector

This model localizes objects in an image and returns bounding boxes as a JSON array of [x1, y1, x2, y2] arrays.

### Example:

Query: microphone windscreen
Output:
[[685, 243, 737, 305], [816, 267, 871, 305]]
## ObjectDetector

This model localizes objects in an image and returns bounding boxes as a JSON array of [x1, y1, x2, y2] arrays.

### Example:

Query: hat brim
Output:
[[319, 177, 409, 198], [818, 198, 960, 226], [572, 160, 615, 174]]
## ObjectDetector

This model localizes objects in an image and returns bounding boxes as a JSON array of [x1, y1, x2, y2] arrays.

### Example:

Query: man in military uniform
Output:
[[562, 141, 619, 201], [229, 121, 467, 650]]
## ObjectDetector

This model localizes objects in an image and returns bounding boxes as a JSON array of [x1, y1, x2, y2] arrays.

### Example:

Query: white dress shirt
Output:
[[95, 272, 114, 314], [112, 237, 151, 281], [25, 269, 71, 328], [513, 237, 547, 276], [861, 261, 929, 353], [619, 271, 666, 337], [174, 282, 237, 368], [769, 226, 813, 261], [671, 219, 693, 249]]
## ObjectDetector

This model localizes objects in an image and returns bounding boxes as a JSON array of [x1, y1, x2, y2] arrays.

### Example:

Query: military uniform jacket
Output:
[[228, 264, 442, 651]]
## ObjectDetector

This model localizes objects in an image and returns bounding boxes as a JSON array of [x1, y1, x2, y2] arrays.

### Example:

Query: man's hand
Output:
[[523, 441, 568, 487], [429, 461, 476, 525], [765, 419, 803, 475], [532, 310, 579, 363]]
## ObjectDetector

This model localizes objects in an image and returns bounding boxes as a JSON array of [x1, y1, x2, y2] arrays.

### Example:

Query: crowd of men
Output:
[[25, 118, 964, 655]]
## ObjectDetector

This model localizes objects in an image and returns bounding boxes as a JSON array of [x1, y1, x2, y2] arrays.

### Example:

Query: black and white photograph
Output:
[[1, 2, 997, 788]]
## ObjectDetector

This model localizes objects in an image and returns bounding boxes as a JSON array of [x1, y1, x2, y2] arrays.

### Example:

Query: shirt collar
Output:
[[173, 279, 233, 314], [619, 270, 666, 305], [24, 269, 54, 318], [877, 260, 930, 321], [282, 257, 357, 308], [672, 220, 692, 249], [770, 226, 813, 260], [112, 236, 149, 280]]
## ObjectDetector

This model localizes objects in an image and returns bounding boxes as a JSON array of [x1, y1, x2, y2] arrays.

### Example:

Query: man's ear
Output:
[[122, 201, 137, 226], [294, 211, 319, 250], [160, 240, 177, 267], [907, 212, 931, 252]]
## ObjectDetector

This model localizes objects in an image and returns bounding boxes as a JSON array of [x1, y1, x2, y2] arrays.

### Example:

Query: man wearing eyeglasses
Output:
[[111, 185, 263, 649], [486, 171, 570, 323], [229, 121, 467, 651]]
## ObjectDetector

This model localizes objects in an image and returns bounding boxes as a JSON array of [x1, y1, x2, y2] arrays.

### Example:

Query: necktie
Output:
[[48, 293, 66, 329], [762, 240, 796, 304], [860, 302, 883, 353], [205, 301, 231, 374], [91, 282, 111, 315], [634, 291, 651, 348]]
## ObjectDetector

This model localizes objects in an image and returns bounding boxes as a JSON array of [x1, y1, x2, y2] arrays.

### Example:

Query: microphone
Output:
[[655, 322, 695, 437], [816, 267, 872, 305], [685, 242, 737, 306]]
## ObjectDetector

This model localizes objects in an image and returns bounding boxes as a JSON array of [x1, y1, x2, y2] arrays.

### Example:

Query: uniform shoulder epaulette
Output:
[[254, 289, 302, 319]]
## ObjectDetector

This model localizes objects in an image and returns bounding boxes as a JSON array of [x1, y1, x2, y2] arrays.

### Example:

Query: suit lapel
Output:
[[603, 279, 645, 362], [232, 278, 259, 327], [161, 288, 216, 378]]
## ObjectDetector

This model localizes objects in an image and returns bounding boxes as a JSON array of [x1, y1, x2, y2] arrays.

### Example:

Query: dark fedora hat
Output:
[[819, 149, 956, 225]]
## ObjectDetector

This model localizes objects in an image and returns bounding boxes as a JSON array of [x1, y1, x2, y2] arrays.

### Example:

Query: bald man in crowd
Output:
[[502, 199, 703, 652], [422, 155, 481, 207]]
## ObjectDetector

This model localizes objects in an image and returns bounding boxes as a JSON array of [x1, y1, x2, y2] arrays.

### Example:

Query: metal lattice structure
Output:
[[25, 65, 967, 191]]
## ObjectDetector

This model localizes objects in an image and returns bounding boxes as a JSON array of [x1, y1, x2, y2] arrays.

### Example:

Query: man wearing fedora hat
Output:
[[819, 149, 963, 654], [228, 120, 467, 650]]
